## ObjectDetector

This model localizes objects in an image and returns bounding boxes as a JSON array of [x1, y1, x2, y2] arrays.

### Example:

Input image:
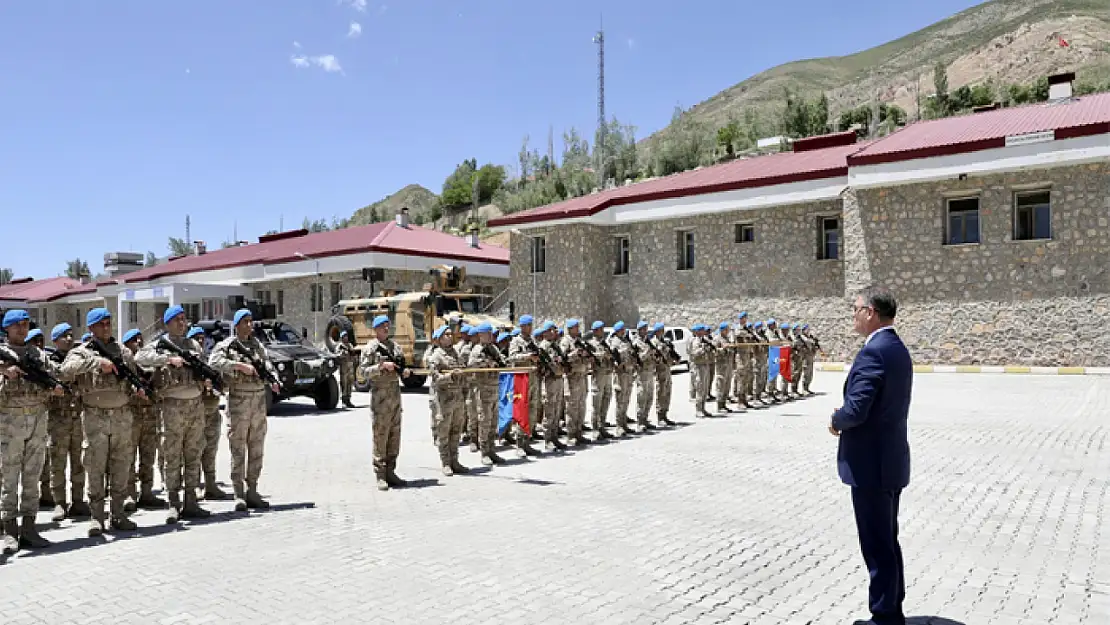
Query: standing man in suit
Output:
[[829, 286, 913, 625]]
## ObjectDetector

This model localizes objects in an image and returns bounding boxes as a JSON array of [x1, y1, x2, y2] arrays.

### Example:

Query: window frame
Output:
[[529, 236, 546, 274], [276, 290, 285, 315], [676, 230, 695, 271], [127, 302, 139, 324], [330, 281, 343, 307], [945, 196, 981, 246], [1012, 189, 1051, 241], [310, 284, 324, 313], [817, 216, 840, 260], [613, 235, 630, 276], [734, 222, 755, 244]]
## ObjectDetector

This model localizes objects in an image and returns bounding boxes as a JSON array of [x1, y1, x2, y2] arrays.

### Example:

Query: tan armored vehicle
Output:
[[326, 265, 511, 390]]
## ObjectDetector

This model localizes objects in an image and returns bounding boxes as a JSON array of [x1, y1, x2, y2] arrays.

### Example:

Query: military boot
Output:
[[110, 516, 137, 531], [385, 471, 408, 488], [123, 496, 137, 513], [519, 442, 541, 457], [166, 492, 181, 524], [233, 484, 248, 512], [343, 397, 355, 408], [20, 516, 52, 549], [204, 480, 231, 501], [376, 474, 389, 491], [137, 487, 167, 510], [68, 500, 92, 518], [51, 504, 68, 523], [449, 459, 470, 474], [39, 494, 55, 509], [180, 492, 211, 519], [2, 518, 20, 554], [244, 487, 270, 510]]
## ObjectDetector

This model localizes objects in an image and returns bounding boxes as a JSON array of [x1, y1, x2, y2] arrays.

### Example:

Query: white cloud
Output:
[[312, 55, 343, 73], [347, 22, 362, 38], [290, 54, 310, 68], [343, 0, 367, 11]]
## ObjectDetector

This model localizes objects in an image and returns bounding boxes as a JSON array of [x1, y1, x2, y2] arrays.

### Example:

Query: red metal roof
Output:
[[121, 220, 509, 284], [488, 139, 863, 228], [850, 92, 1110, 166], [0, 277, 91, 304]]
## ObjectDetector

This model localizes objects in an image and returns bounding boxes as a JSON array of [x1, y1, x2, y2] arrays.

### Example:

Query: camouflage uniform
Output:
[[45, 348, 87, 518], [0, 342, 56, 552], [650, 332, 678, 424], [357, 337, 406, 489], [127, 389, 162, 507], [608, 332, 637, 434], [135, 334, 208, 522], [539, 335, 566, 450], [426, 343, 467, 473], [421, 348, 439, 446], [587, 332, 615, 435], [558, 330, 591, 445], [712, 328, 734, 412], [630, 330, 656, 428], [801, 331, 818, 393], [333, 341, 356, 406], [506, 332, 541, 451], [467, 340, 506, 465], [199, 387, 224, 496], [457, 339, 477, 448], [688, 332, 715, 416], [60, 339, 139, 533], [209, 334, 275, 509]]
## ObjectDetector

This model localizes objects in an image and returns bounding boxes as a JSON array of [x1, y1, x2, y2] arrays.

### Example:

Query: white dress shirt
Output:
[[864, 325, 895, 346]]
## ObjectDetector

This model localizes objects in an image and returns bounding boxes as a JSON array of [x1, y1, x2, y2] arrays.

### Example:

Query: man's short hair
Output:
[[859, 286, 897, 320]]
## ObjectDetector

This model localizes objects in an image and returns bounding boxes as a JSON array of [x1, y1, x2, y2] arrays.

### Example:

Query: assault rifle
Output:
[[0, 345, 74, 395], [230, 339, 281, 388], [156, 335, 224, 392], [572, 336, 601, 367], [482, 342, 508, 368], [524, 341, 558, 376], [660, 338, 681, 364], [89, 338, 154, 396], [618, 334, 643, 368], [597, 336, 622, 367], [374, 342, 410, 377]]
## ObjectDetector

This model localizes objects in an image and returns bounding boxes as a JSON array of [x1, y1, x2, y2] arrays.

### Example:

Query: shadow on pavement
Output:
[[907, 617, 967, 625]]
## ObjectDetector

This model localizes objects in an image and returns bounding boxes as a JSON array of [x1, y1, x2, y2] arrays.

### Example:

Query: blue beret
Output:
[[26, 328, 43, 342], [476, 322, 493, 333], [802, 324, 809, 330], [51, 323, 73, 342], [636, 320, 648, 329], [2, 309, 29, 328], [496, 332, 509, 342], [519, 315, 534, 325], [372, 315, 389, 329], [460, 324, 472, 333], [738, 311, 748, 318], [122, 329, 141, 344], [591, 320, 604, 330], [468, 326, 480, 336], [542, 321, 556, 332], [81, 332, 92, 342], [745, 322, 753, 329], [432, 326, 448, 339], [532, 328, 544, 338], [511, 328, 521, 337], [754, 321, 763, 329], [652, 322, 664, 332], [566, 318, 579, 329], [719, 322, 729, 330], [163, 305, 185, 324], [767, 318, 776, 325], [233, 308, 253, 326], [86, 307, 111, 327], [612, 321, 625, 332], [186, 326, 204, 339]]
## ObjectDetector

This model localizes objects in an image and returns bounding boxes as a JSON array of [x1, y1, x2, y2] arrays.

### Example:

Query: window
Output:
[[330, 282, 342, 306], [1014, 190, 1051, 241], [255, 290, 272, 305], [202, 298, 224, 320], [735, 223, 754, 243], [276, 290, 285, 315], [128, 302, 138, 324], [818, 217, 840, 260], [946, 197, 980, 245], [310, 284, 324, 312], [530, 236, 546, 274], [154, 303, 168, 327], [613, 236, 630, 275], [183, 303, 200, 322], [676, 230, 695, 271]]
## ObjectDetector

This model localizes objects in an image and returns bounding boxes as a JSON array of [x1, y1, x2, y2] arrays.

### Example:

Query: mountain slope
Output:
[[349, 184, 439, 226]]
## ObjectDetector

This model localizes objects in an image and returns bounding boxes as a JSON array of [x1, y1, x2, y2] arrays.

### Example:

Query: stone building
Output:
[[490, 84, 1110, 366]]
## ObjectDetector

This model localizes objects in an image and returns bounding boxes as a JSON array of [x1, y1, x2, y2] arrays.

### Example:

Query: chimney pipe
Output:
[[466, 232, 480, 248], [195, 240, 207, 255], [396, 207, 410, 228], [1048, 72, 1075, 100]]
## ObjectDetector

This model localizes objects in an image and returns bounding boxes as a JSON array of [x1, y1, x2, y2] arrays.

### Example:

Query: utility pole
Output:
[[593, 19, 606, 190], [185, 215, 191, 249]]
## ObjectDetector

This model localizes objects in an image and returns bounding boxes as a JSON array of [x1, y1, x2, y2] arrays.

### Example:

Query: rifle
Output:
[[618, 334, 643, 368], [660, 338, 681, 363], [596, 336, 621, 367], [572, 336, 601, 367], [156, 335, 224, 392], [374, 342, 409, 377], [89, 338, 154, 396], [0, 345, 74, 395], [230, 338, 281, 388], [482, 342, 508, 368], [525, 341, 557, 376]]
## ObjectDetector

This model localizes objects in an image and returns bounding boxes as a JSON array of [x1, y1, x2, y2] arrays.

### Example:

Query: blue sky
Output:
[[0, 0, 983, 278]]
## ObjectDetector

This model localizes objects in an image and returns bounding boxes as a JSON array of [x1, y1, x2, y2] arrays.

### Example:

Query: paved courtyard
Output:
[[1, 370, 1107, 625]]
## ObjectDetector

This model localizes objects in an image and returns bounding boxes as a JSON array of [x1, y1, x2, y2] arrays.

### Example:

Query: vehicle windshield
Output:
[[437, 295, 484, 314], [254, 323, 303, 344]]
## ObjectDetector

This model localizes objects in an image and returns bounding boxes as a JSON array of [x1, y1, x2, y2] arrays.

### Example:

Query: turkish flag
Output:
[[497, 373, 531, 436], [779, 346, 793, 382]]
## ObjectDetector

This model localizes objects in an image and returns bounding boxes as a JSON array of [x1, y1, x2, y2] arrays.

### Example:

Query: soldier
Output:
[[134, 305, 210, 523], [356, 315, 410, 491], [688, 324, 715, 418], [741, 321, 758, 406], [334, 331, 356, 409], [763, 319, 782, 401], [650, 323, 678, 426], [538, 322, 567, 452], [586, 320, 615, 440], [731, 314, 751, 410], [467, 323, 507, 466], [452, 323, 472, 447], [209, 309, 281, 511], [801, 324, 818, 394], [0, 309, 61, 553], [713, 322, 736, 414], [421, 331, 440, 447], [46, 323, 90, 521], [630, 321, 657, 431], [607, 322, 637, 436], [60, 308, 146, 535], [558, 319, 592, 446], [462, 325, 481, 451], [189, 325, 229, 501], [426, 326, 468, 475], [28, 328, 54, 510], [506, 315, 541, 456], [121, 329, 165, 511], [752, 321, 769, 403]]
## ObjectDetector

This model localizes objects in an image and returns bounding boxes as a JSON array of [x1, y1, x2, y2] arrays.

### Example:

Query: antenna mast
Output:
[[185, 215, 191, 249], [593, 19, 606, 190]]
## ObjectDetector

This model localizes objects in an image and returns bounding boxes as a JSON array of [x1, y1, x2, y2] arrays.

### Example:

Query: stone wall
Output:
[[509, 224, 610, 323]]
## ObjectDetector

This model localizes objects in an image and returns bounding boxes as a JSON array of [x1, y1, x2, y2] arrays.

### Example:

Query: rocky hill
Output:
[[643, 0, 1110, 147], [349, 184, 439, 226]]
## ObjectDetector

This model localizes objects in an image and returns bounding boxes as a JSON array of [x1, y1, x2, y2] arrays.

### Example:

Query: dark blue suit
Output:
[[832, 327, 913, 625]]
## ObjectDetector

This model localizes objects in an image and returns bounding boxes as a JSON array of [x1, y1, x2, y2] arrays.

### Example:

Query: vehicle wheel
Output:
[[325, 315, 355, 352], [314, 375, 340, 410], [401, 374, 427, 390], [264, 387, 275, 415]]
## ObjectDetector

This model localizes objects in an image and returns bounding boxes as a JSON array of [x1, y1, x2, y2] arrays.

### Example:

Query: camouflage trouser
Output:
[[428, 392, 440, 445], [634, 368, 655, 426], [464, 384, 477, 443], [688, 364, 697, 401], [612, 371, 632, 430], [40, 443, 50, 500], [0, 406, 48, 520], [590, 370, 613, 430], [542, 375, 563, 443], [434, 388, 465, 466], [200, 397, 222, 487], [755, 350, 768, 397], [802, 350, 815, 391], [129, 402, 160, 497], [370, 385, 402, 477], [733, 350, 750, 403], [694, 364, 713, 412], [82, 405, 134, 521], [714, 359, 734, 410], [476, 382, 500, 456], [339, 361, 354, 401], [564, 373, 587, 440], [227, 390, 267, 495], [161, 396, 205, 498], [48, 408, 86, 505], [654, 366, 671, 420]]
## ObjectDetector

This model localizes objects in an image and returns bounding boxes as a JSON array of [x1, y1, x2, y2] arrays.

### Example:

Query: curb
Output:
[[814, 362, 1109, 375]]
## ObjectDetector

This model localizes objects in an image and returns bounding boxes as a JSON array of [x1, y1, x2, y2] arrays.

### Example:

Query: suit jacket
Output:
[[832, 327, 913, 490]]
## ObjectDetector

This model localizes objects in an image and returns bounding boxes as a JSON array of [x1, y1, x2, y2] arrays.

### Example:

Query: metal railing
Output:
[[483, 287, 511, 315]]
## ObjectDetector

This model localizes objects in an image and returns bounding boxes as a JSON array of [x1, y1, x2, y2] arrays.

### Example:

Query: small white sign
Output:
[[1005, 130, 1055, 147]]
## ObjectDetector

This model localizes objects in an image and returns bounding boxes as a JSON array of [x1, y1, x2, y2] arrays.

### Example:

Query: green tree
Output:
[[440, 158, 478, 209], [301, 217, 329, 233], [717, 120, 741, 159], [65, 258, 91, 280], [168, 237, 194, 257], [144, 252, 159, 267], [0, 268, 13, 285]]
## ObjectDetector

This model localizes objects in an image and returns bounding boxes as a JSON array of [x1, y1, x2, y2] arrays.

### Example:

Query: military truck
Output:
[[325, 265, 511, 391]]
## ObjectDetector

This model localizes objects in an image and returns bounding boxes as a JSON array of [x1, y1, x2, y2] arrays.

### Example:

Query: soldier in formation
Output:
[[357, 315, 410, 491], [121, 328, 165, 511], [332, 330, 357, 409], [425, 325, 468, 475], [46, 322, 89, 521], [189, 325, 229, 502]]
